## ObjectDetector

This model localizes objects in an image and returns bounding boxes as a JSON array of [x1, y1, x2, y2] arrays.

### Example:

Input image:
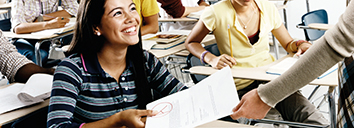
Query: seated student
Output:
[[47, 0, 187, 127], [184, 0, 329, 125], [133, 0, 159, 35], [0, 29, 54, 83], [158, 0, 209, 31], [11, 0, 79, 65], [231, 1, 354, 127]]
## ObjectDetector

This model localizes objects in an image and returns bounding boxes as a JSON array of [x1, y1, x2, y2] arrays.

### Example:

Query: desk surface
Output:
[[0, 10, 7, 14], [0, 83, 49, 126], [158, 17, 198, 22], [0, 3, 11, 10], [190, 54, 338, 87], [308, 23, 334, 31], [3, 31, 73, 40]]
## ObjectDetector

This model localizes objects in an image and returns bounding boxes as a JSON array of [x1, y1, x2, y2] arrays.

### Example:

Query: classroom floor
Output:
[[166, 43, 336, 127]]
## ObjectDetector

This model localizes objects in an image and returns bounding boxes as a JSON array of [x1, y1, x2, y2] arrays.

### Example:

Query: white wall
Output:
[[273, 0, 346, 39]]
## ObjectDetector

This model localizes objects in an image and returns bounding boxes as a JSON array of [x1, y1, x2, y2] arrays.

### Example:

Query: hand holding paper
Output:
[[145, 67, 239, 128]]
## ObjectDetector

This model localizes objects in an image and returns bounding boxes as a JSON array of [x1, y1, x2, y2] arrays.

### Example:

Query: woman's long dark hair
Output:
[[68, 0, 152, 109]]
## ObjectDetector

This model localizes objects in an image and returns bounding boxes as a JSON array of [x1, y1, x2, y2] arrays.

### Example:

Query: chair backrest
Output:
[[186, 43, 220, 84], [0, 18, 11, 31], [300, 9, 328, 41]]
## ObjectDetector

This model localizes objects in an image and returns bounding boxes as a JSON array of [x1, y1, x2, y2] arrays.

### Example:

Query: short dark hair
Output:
[[68, 0, 152, 109]]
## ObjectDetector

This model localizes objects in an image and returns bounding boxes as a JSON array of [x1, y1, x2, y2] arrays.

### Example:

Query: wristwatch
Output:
[[37, 14, 44, 22]]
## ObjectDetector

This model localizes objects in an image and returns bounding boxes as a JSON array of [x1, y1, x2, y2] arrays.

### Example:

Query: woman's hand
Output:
[[295, 41, 312, 56], [208, 54, 237, 69], [116, 109, 157, 128]]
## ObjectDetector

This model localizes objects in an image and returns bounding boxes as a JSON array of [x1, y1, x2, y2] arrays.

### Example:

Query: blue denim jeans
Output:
[[13, 39, 50, 65], [13, 35, 73, 65]]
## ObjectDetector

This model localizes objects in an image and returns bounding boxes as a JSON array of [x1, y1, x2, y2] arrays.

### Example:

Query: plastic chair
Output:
[[182, 43, 219, 84], [296, 9, 328, 41]]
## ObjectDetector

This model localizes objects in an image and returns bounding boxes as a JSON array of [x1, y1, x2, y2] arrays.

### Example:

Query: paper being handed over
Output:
[[145, 67, 239, 128]]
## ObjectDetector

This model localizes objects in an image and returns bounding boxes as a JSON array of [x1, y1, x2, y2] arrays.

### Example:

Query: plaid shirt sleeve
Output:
[[61, 0, 79, 16], [10, 0, 29, 30], [0, 30, 33, 82], [337, 55, 354, 128]]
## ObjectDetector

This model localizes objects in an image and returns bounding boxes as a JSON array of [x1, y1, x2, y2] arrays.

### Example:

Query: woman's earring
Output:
[[96, 31, 101, 36]]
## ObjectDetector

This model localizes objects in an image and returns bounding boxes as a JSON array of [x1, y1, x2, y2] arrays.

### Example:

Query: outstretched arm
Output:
[[231, 1, 354, 119]]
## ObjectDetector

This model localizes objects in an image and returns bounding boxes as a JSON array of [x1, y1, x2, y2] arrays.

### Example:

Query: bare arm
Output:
[[185, 20, 236, 69], [199, 1, 210, 6], [181, 6, 206, 17], [41, 10, 72, 21], [13, 10, 71, 34], [81, 109, 157, 128], [141, 14, 159, 35], [272, 24, 312, 55], [15, 63, 54, 83]]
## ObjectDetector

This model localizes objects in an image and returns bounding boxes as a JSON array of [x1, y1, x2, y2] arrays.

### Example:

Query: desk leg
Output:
[[34, 41, 44, 67], [328, 86, 336, 128], [272, 35, 280, 59]]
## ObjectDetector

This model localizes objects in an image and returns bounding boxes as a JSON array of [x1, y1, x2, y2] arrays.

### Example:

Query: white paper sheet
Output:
[[145, 67, 239, 128]]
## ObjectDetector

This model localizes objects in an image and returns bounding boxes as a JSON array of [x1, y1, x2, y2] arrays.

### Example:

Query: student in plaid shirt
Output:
[[231, 1, 354, 127], [0, 29, 54, 83], [10, 0, 78, 65]]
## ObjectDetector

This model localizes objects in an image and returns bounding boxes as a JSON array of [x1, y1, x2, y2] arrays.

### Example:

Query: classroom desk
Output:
[[3, 31, 74, 67], [0, 83, 255, 128], [0, 10, 7, 15], [189, 54, 338, 128], [143, 30, 216, 59], [0, 3, 11, 10], [158, 17, 198, 22], [196, 120, 260, 127], [0, 99, 49, 127], [308, 23, 334, 31], [189, 54, 337, 86], [0, 2, 10, 18]]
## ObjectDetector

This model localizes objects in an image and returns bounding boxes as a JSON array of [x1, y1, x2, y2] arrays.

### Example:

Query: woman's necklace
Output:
[[236, 3, 257, 29]]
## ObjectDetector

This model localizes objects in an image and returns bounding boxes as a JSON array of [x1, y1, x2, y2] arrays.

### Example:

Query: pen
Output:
[[228, 24, 233, 58]]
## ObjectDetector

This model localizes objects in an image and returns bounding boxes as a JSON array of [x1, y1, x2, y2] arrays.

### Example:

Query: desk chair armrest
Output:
[[180, 66, 190, 73], [296, 24, 311, 29]]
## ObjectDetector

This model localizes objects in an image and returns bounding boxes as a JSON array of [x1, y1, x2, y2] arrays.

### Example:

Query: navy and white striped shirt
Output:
[[47, 51, 187, 128]]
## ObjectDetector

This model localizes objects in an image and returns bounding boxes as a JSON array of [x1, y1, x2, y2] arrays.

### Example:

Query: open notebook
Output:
[[0, 74, 53, 114], [266, 57, 337, 79], [31, 18, 76, 36]]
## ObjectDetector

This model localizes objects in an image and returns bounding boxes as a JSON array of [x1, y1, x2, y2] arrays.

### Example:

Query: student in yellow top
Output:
[[133, 0, 160, 35], [185, 0, 329, 126]]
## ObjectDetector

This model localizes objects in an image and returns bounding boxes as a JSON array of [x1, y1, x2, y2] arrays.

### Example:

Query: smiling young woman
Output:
[[47, 0, 187, 127]]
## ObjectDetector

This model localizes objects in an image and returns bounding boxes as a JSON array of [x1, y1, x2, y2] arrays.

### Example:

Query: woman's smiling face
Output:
[[96, 0, 141, 47]]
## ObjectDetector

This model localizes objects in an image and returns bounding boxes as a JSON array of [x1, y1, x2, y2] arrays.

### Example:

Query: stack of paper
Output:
[[0, 74, 53, 114], [266, 57, 337, 79], [146, 67, 239, 128]]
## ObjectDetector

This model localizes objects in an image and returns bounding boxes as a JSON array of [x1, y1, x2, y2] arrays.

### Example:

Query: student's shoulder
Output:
[[58, 53, 82, 67], [255, 0, 277, 9]]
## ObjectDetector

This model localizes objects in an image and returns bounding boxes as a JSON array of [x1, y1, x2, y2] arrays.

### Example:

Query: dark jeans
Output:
[[13, 35, 73, 65]]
